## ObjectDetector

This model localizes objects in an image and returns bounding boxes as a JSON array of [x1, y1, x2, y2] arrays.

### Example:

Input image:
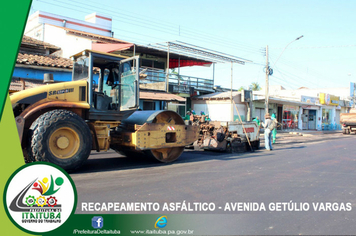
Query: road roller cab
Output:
[[10, 50, 198, 171]]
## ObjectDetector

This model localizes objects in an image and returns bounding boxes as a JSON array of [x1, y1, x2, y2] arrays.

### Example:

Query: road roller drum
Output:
[[110, 110, 199, 162]]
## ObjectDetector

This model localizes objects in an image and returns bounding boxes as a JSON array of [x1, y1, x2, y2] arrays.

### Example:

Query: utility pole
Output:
[[264, 35, 303, 117], [265, 45, 269, 115], [166, 42, 170, 93], [353, 82, 356, 109], [231, 61, 234, 121], [212, 63, 215, 87]]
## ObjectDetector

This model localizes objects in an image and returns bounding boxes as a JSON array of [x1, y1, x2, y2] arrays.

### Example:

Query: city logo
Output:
[[4, 163, 77, 234], [154, 215, 167, 228], [92, 216, 104, 229]]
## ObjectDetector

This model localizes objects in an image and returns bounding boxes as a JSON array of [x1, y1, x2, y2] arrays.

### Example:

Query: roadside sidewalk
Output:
[[259, 129, 346, 147], [260, 129, 342, 137], [278, 129, 342, 136]]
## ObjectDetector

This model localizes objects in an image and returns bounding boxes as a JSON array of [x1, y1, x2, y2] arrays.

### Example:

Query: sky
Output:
[[29, 0, 356, 92]]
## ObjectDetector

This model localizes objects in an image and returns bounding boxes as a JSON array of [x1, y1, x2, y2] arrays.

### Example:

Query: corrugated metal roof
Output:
[[193, 91, 241, 100], [53, 25, 130, 44]]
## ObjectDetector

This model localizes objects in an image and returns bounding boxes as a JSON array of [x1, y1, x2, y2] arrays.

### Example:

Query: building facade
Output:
[[191, 91, 251, 122], [253, 86, 351, 131]]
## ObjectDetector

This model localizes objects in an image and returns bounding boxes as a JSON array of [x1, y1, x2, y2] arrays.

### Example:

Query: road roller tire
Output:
[[146, 111, 185, 162], [25, 128, 37, 163], [29, 109, 92, 171], [144, 147, 184, 163], [112, 147, 184, 163]]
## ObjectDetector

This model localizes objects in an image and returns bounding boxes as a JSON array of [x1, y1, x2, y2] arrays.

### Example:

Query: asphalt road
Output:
[[71, 132, 356, 235]]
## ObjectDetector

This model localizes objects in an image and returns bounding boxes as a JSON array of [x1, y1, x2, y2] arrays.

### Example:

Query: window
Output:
[[143, 101, 156, 110], [73, 56, 89, 81], [282, 105, 299, 129], [322, 109, 331, 124], [141, 59, 153, 67]]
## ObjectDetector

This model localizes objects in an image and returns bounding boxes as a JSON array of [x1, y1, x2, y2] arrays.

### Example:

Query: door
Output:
[[277, 106, 283, 130], [87, 52, 140, 121], [119, 56, 140, 110], [254, 108, 264, 121], [302, 110, 308, 130], [308, 110, 316, 130]]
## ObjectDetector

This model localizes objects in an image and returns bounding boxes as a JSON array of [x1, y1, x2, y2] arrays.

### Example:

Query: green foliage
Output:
[[238, 86, 245, 92], [250, 82, 261, 91]]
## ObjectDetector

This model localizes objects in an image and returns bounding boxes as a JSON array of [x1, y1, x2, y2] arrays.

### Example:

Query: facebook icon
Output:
[[92, 216, 104, 229]]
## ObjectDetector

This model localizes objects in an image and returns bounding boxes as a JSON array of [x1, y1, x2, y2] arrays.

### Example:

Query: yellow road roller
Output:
[[10, 50, 198, 171]]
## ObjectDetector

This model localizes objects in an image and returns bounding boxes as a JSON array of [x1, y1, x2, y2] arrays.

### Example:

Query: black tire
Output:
[[253, 140, 260, 150], [29, 109, 92, 171], [26, 117, 41, 162], [231, 139, 246, 153], [245, 142, 252, 151], [342, 129, 347, 134]]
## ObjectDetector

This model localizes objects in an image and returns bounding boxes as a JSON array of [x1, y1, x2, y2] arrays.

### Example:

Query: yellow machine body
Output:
[[10, 50, 198, 170]]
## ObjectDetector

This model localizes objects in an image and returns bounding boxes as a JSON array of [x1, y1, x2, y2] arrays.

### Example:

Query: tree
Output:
[[237, 86, 245, 92], [170, 68, 183, 81], [250, 82, 261, 91]]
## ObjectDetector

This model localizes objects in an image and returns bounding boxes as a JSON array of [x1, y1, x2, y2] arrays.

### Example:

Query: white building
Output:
[[191, 91, 251, 122], [24, 11, 129, 58], [253, 86, 351, 131]]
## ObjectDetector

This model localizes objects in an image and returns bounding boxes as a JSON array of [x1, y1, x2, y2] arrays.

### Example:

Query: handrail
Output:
[[139, 67, 214, 91]]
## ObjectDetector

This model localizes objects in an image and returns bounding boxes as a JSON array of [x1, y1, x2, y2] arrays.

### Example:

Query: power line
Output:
[[36, 0, 262, 56], [81, 0, 261, 52], [272, 45, 356, 50], [269, 54, 336, 87]]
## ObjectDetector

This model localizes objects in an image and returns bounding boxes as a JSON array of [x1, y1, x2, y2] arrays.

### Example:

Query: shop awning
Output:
[[169, 59, 212, 68], [254, 95, 322, 107]]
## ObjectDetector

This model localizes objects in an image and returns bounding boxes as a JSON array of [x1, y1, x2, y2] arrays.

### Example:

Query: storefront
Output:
[[282, 105, 299, 130], [253, 89, 350, 131], [322, 108, 333, 124], [300, 96, 320, 130], [319, 93, 340, 130], [252, 101, 275, 121]]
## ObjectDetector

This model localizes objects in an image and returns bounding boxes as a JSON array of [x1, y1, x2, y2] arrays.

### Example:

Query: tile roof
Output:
[[140, 90, 186, 102], [22, 35, 61, 50], [16, 53, 73, 69]]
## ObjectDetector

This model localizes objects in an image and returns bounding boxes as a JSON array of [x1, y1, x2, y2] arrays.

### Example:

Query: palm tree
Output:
[[237, 86, 245, 92], [250, 82, 261, 91]]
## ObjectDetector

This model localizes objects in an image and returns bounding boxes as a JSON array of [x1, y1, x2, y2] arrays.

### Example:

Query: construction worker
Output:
[[262, 113, 273, 151], [271, 113, 277, 144], [253, 116, 261, 127], [184, 111, 191, 121]]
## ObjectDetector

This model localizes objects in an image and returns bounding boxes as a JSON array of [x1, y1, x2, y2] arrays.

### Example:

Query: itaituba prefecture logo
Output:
[[4, 162, 77, 234]]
